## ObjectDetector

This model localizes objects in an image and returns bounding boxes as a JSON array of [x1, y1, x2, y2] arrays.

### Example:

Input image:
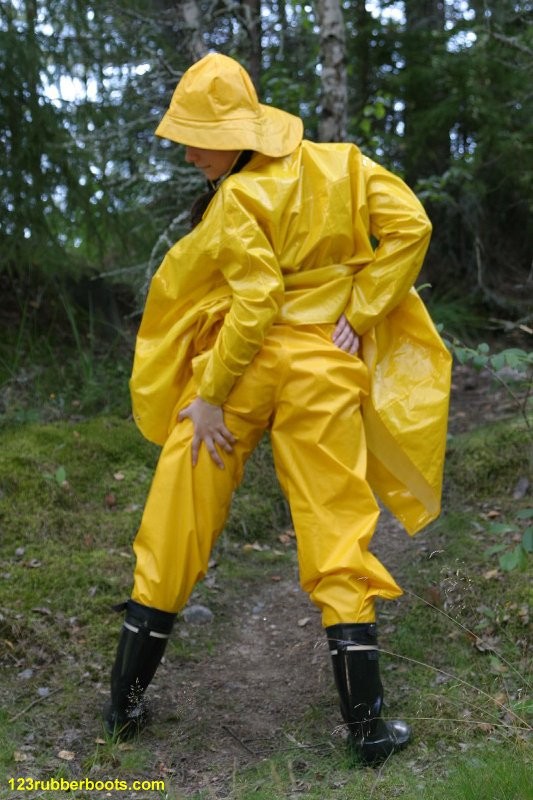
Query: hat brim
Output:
[[155, 103, 303, 158]]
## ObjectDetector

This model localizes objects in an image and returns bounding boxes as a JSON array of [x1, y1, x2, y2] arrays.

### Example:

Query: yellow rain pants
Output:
[[131, 324, 402, 627]]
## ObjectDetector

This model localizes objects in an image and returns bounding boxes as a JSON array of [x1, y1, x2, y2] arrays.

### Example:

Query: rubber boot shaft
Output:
[[326, 623, 411, 765], [105, 600, 175, 739]]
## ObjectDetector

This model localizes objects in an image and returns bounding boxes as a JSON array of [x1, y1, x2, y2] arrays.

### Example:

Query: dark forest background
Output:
[[1, 0, 532, 355]]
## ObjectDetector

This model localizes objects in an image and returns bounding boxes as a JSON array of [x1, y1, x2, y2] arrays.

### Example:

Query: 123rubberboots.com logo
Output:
[[7, 776, 166, 793]]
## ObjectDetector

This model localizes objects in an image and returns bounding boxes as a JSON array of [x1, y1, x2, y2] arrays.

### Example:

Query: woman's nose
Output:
[[185, 147, 198, 163]]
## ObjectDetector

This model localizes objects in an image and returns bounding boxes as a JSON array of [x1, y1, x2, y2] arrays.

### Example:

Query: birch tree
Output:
[[180, 0, 209, 61], [314, 0, 347, 141]]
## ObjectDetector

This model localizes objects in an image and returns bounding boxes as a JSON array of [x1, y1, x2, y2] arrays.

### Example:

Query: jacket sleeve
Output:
[[344, 157, 432, 334], [193, 187, 284, 405]]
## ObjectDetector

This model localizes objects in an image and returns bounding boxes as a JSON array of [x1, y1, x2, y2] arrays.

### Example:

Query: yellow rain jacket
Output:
[[130, 141, 451, 535]]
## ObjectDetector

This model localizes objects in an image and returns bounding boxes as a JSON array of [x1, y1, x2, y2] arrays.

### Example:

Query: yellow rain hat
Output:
[[155, 53, 303, 158]]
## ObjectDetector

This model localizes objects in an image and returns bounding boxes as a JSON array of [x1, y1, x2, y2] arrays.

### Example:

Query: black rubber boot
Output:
[[326, 623, 411, 765], [103, 600, 176, 740]]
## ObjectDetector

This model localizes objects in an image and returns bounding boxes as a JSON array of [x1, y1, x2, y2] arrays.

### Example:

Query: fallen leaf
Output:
[[482, 569, 500, 580], [113, 471, 125, 481], [104, 492, 117, 509], [478, 722, 494, 733], [242, 542, 263, 552], [424, 586, 443, 607], [13, 751, 28, 762], [57, 750, 75, 761]]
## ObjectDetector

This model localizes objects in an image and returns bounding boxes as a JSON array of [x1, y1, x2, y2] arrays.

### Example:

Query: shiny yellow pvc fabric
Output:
[[130, 140, 451, 535], [155, 53, 303, 158], [132, 324, 402, 625]]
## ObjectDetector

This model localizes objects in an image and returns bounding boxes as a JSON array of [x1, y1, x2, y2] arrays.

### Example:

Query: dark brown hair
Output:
[[189, 150, 253, 229]]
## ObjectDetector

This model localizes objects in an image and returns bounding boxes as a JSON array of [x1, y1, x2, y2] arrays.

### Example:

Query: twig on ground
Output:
[[8, 686, 63, 723], [222, 724, 257, 755]]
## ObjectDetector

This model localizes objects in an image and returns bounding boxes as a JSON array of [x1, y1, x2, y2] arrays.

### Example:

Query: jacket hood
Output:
[[155, 53, 303, 158]]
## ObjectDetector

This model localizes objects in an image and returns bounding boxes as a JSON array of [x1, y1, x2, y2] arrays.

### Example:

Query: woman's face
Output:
[[184, 147, 241, 181]]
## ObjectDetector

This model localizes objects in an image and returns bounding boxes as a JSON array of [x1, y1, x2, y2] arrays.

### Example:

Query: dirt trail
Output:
[[127, 509, 429, 796], [152, 578, 331, 795]]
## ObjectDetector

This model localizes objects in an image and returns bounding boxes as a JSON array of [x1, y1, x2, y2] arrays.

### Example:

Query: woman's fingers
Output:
[[179, 397, 235, 468], [333, 314, 360, 355]]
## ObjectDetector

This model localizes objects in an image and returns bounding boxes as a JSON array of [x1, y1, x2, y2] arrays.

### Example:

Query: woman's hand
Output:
[[332, 314, 360, 355], [178, 397, 236, 469]]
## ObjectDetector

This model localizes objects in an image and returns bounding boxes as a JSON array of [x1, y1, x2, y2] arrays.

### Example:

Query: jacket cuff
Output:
[[192, 349, 236, 406]]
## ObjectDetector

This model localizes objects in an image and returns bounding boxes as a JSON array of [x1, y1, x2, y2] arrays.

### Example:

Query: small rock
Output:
[[512, 476, 529, 500], [182, 604, 214, 625]]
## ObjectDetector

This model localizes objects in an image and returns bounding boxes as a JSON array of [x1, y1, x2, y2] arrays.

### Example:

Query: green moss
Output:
[[446, 419, 532, 500]]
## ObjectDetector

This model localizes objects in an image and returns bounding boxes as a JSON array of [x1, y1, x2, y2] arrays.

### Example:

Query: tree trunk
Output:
[[315, 0, 348, 141], [180, 0, 208, 61], [241, 0, 262, 90], [403, 0, 449, 183], [351, 0, 373, 118], [276, 0, 288, 59]]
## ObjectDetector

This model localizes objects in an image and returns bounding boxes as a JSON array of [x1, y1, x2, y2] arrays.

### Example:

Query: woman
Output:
[[104, 53, 451, 765]]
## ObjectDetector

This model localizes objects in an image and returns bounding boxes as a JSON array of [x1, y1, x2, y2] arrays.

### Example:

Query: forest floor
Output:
[[111, 363, 527, 797], [0, 358, 531, 800]]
